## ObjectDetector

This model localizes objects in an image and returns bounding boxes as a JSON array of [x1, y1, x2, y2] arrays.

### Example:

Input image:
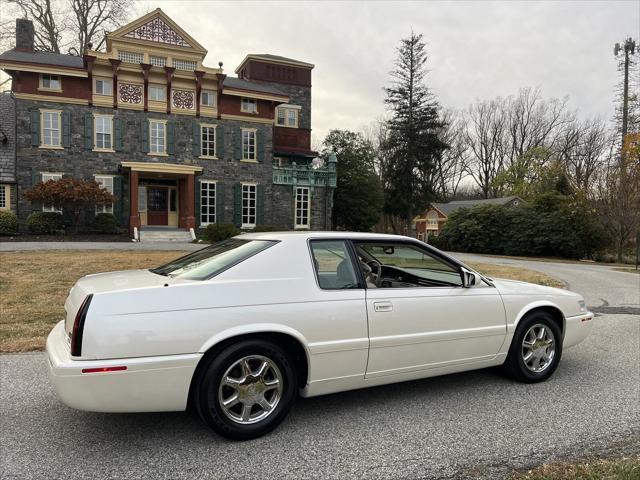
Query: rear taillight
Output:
[[70, 294, 92, 357]]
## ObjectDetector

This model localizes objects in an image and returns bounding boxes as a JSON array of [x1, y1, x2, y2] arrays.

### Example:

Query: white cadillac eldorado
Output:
[[46, 232, 593, 440]]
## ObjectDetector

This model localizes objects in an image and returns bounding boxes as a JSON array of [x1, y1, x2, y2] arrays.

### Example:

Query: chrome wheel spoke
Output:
[[258, 397, 273, 412], [240, 403, 252, 422], [223, 376, 242, 388], [264, 378, 280, 389], [240, 359, 252, 377], [523, 351, 534, 362], [256, 361, 269, 379], [522, 324, 556, 373], [537, 327, 546, 340], [222, 394, 239, 408]]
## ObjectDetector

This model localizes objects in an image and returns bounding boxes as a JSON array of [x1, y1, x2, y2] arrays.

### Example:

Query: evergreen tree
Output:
[[383, 31, 448, 231], [322, 130, 383, 232]]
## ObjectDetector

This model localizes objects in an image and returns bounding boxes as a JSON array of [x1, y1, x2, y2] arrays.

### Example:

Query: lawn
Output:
[[512, 455, 640, 480], [0, 250, 563, 353]]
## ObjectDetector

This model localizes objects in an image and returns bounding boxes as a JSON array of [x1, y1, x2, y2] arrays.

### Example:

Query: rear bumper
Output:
[[563, 311, 594, 349], [46, 321, 202, 413]]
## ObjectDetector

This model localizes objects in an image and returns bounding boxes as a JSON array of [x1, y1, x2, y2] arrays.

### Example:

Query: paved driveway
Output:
[[1, 255, 638, 479]]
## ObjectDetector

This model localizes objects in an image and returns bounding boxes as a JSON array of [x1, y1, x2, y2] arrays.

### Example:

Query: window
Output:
[[118, 51, 143, 64], [354, 242, 463, 288], [295, 187, 310, 229], [242, 129, 256, 161], [94, 115, 113, 150], [41, 173, 62, 212], [95, 175, 114, 214], [276, 105, 300, 127], [200, 181, 216, 225], [150, 120, 166, 154], [241, 183, 257, 228], [151, 239, 276, 281], [310, 240, 360, 290], [426, 212, 438, 229], [150, 55, 166, 67], [201, 125, 216, 157], [201, 90, 216, 107], [40, 74, 60, 90], [173, 59, 197, 71], [94, 78, 112, 96], [149, 85, 166, 101], [273, 157, 284, 167], [41, 110, 61, 147], [241, 97, 257, 113], [0, 185, 8, 210]]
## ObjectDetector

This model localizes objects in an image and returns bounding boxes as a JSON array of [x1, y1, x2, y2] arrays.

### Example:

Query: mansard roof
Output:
[[223, 77, 287, 97]]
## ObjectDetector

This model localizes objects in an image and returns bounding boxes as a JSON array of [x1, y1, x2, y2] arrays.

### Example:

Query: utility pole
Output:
[[614, 38, 636, 152]]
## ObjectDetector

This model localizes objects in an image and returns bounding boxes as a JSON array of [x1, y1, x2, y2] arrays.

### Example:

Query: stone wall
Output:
[[268, 83, 311, 130], [0, 92, 16, 183]]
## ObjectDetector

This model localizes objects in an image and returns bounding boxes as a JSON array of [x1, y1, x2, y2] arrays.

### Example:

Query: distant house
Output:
[[413, 196, 524, 241]]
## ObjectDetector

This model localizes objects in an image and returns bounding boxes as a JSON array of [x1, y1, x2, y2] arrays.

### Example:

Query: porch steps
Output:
[[139, 229, 193, 243]]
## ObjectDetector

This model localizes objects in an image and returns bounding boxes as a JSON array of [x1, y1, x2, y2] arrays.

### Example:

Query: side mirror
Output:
[[461, 268, 482, 288]]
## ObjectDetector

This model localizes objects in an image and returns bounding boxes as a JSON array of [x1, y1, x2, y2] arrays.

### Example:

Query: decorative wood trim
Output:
[[221, 113, 274, 125], [164, 66, 175, 114], [120, 161, 203, 175], [14, 92, 89, 105], [222, 88, 288, 102]]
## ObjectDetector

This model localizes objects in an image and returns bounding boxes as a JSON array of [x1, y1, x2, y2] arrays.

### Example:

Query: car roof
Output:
[[236, 231, 418, 242]]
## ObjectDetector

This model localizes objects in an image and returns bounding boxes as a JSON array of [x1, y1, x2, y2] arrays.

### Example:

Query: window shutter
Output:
[[216, 183, 225, 224], [114, 117, 124, 152], [30, 110, 40, 146], [167, 121, 175, 155], [30, 171, 42, 212], [257, 130, 264, 162], [216, 125, 224, 159], [195, 178, 202, 227], [113, 175, 122, 225], [234, 129, 242, 160], [233, 183, 242, 227], [256, 184, 265, 225], [140, 118, 149, 153], [84, 113, 93, 150], [192, 122, 201, 156], [61, 111, 71, 148]]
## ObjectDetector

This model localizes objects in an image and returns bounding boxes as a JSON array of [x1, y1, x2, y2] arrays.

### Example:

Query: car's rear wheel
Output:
[[503, 311, 562, 383], [195, 340, 297, 440]]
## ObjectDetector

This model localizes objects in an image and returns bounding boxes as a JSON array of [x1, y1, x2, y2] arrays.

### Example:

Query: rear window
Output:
[[151, 239, 276, 280]]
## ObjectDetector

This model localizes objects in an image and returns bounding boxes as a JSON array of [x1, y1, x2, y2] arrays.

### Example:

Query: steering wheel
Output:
[[367, 260, 383, 287]]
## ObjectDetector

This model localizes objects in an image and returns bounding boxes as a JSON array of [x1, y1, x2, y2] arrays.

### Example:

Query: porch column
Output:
[[129, 170, 140, 236], [185, 173, 196, 229]]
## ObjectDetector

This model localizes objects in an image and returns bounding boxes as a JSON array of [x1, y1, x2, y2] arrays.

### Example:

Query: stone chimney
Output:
[[15, 19, 34, 51]]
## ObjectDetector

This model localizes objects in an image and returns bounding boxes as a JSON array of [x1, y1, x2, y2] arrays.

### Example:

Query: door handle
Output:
[[374, 301, 393, 312]]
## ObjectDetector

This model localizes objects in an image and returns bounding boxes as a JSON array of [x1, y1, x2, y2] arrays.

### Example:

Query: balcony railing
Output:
[[273, 163, 337, 188]]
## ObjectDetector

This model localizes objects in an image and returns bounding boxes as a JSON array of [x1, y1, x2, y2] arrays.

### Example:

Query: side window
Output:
[[310, 240, 360, 290]]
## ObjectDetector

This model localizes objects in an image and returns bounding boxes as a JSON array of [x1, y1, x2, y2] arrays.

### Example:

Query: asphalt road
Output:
[[1, 255, 639, 479]]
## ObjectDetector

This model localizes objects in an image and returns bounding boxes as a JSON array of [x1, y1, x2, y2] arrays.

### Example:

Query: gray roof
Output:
[[0, 49, 84, 69], [223, 76, 287, 97], [432, 196, 524, 216], [247, 53, 311, 65]]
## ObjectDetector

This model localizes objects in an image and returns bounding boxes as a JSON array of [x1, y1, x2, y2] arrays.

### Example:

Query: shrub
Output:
[[27, 212, 64, 234], [251, 225, 281, 232], [0, 211, 18, 235], [204, 223, 240, 242], [94, 213, 117, 233]]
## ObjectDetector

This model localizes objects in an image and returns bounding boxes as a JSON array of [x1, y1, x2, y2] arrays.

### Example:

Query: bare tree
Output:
[[434, 109, 468, 200], [463, 97, 508, 198], [3, 0, 130, 55]]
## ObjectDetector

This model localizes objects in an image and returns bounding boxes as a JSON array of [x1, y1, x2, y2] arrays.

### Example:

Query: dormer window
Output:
[[40, 74, 61, 91], [241, 97, 257, 114]]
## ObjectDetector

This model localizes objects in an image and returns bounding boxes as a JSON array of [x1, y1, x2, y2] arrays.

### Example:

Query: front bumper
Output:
[[46, 321, 202, 413], [563, 311, 594, 349]]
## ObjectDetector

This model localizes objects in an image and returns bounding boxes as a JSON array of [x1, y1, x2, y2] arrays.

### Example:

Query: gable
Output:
[[123, 17, 192, 48]]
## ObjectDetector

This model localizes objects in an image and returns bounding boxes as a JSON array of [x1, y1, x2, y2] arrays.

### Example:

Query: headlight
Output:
[[578, 299, 587, 313]]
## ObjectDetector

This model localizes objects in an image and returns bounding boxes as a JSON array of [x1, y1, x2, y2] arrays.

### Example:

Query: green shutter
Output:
[[257, 130, 264, 162], [234, 128, 242, 160], [61, 111, 71, 147], [256, 184, 265, 225], [192, 122, 201, 156], [30, 109, 40, 146], [140, 118, 149, 153], [30, 171, 42, 211], [216, 125, 224, 159], [195, 178, 201, 227], [114, 117, 124, 152], [233, 183, 242, 227], [216, 183, 225, 224], [167, 121, 175, 155], [84, 112, 93, 150], [113, 175, 122, 225]]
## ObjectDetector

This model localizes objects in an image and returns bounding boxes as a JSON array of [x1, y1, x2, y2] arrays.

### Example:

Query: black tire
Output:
[[194, 339, 297, 440], [503, 311, 563, 383]]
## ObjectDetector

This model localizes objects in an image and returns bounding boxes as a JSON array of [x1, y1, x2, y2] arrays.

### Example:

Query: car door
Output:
[[354, 240, 506, 379]]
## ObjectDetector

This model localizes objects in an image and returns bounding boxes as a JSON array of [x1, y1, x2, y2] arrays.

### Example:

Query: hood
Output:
[[491, 278, 578, 298]]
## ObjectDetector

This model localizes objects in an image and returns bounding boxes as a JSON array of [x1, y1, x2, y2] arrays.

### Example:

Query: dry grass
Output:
[[0, 251, 563, 353], [511, 455, 640, 480], [469, 262, 566, 289]]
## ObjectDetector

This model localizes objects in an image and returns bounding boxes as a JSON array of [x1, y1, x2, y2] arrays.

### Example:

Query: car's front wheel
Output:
[[195, 339, 297, 440], [503, 311, 562, 383]]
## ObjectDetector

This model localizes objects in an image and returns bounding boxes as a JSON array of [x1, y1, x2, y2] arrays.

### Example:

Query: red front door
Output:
[[147, 186, 168, 225]]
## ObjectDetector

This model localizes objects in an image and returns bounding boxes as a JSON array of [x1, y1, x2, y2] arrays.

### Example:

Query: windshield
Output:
[[151, 239, 276, 280]]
